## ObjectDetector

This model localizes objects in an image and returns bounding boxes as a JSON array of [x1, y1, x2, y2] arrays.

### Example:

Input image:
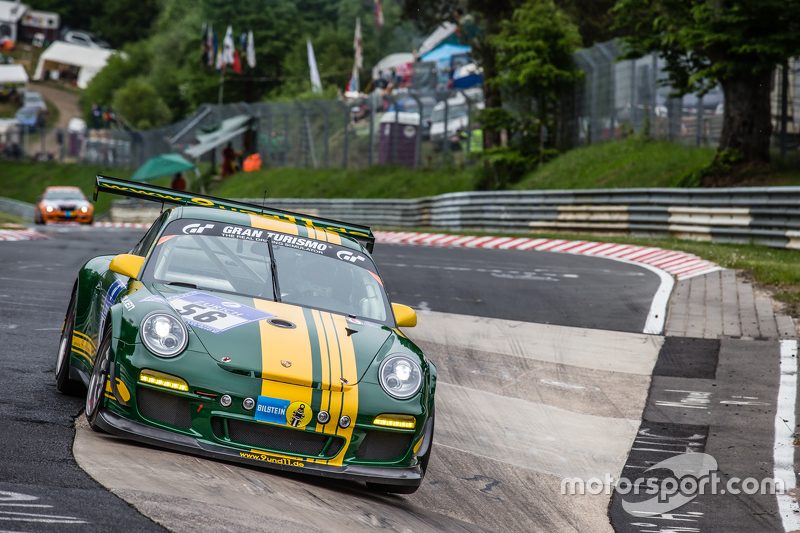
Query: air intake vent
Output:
[[137, 387, 192, 429]]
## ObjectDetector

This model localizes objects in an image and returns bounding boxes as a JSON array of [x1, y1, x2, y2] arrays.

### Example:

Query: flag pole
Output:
[[218, 68, 225, 105]]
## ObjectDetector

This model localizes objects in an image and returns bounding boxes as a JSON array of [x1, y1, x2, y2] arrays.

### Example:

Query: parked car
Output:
[[23, 91, 47, 113], [61, 30, 110, 49], [15, 105, 43, 129]]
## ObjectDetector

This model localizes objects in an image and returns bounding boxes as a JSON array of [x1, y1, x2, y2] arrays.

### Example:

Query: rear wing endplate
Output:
[[94, 175, 375, 252]]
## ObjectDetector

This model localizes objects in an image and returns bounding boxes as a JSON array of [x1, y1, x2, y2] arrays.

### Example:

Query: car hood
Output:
[[151, 284, 394, 390]]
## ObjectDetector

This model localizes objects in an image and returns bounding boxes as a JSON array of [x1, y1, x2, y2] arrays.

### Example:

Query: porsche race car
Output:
[[55, 176, 436, 493]]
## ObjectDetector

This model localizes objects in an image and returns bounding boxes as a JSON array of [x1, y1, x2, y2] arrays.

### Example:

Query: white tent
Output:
[[371, 53, 414, 80], [33, 41, 117, 89], [418, 22, 456, 56], [0, 64, 28, 85]]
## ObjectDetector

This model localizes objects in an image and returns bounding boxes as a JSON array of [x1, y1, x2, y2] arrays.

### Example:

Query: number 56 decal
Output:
[[167, 292, 272, 333]]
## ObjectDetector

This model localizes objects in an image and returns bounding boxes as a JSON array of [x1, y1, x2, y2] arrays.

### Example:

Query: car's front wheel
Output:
[[55, 285, 82, 395], [85, 323, 112, 432]]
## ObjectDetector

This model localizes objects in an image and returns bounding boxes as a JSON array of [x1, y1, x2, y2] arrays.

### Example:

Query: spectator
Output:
[[171, 172, 187, 191], [221, 142, 237, 177], [91, 103, 102, 129]]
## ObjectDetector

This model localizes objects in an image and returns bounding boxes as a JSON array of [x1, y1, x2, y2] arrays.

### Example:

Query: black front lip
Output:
[[96, 409, 424, 486]]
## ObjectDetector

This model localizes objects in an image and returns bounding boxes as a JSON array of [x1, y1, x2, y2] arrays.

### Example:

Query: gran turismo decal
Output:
[[166, 291, 273, 333], [336, 250, 366, 263], [99, 278, 126, 334], [183, 223, 215, 234]]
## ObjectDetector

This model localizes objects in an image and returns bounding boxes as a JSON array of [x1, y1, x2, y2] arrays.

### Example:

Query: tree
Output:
[[614, 0, 800, 173], [90, 0, 160, 47], [112, 78, 172, 129], [492, 0, 581, 146]]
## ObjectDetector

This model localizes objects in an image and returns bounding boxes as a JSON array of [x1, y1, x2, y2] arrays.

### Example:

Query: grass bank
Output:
[[0, 161, 132, 214]]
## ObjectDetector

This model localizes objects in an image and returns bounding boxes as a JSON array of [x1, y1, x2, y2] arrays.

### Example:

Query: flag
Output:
[[307, 40, 322, 93], [246, 30, 256, 69], [353, 17, 363, 70], [346, 63, 359, 94], [232, 49, 242, 74], [222, 25, 235, 66], [206, 24, 215, 68], [374, 0, 383, 30]]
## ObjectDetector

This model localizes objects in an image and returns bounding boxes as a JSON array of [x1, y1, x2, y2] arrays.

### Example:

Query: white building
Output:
[[0, 0, 28, 44]]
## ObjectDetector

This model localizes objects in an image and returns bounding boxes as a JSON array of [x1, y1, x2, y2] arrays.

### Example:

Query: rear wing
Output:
[[94, 175, 375, 252]]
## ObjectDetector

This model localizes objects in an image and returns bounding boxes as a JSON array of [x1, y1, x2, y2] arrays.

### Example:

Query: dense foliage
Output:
[[80, 0, 419, 126]]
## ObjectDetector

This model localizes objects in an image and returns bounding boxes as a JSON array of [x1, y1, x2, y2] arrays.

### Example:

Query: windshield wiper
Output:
[[266, 237, 282, 302], [165, 281, 198, 289]]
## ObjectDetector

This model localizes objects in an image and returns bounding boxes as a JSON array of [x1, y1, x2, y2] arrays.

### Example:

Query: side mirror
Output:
[[392, 303, 417, 328], [109, 254, 145, 279]]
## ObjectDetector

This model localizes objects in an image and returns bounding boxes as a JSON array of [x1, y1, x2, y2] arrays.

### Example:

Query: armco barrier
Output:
[[4, 186, 800, 249], [0, 197, 35, 221]]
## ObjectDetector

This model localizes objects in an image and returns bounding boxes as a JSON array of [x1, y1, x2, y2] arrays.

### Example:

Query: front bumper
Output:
[[96, 408, 425, 487], [42, 210, 93, 223]]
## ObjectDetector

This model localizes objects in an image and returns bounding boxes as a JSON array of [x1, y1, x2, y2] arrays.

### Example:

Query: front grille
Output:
[[355, 430, 413, 461], [225, 418, 341, 457], [137, 387, 192, 429]]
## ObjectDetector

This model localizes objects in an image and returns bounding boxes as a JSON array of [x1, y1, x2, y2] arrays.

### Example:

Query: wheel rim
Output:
[[86, 348, 107, 416]]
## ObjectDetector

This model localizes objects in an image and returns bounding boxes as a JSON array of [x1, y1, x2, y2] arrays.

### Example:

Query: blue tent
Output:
[[420, 43, 471, 68]]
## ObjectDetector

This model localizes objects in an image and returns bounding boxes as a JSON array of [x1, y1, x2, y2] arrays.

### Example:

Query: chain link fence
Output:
[[572, 41, 800, 154]]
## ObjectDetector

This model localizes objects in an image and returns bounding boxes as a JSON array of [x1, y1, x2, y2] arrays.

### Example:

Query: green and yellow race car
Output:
[[55, 176, 436, 494]]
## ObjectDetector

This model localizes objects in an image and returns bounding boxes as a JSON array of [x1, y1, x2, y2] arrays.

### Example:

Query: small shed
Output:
[[0, 1, 28, 44], [33, 41, 116, 88], [378, 111, 420, 167], [20, 9, 59, 43]]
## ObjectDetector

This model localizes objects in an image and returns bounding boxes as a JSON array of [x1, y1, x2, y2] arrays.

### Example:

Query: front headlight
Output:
[[379, 354, 422, 399], [45, 205, 54, 212], [80, 206, 89, 213], [141, 312, 188, 357]]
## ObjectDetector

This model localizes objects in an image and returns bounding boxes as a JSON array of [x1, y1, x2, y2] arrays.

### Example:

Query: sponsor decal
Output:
[[238, 450, 305, 467], [99, 278, 126, 334], [121, 296, 135, 311], [336, 250, 366, 263], [183, 223, 215, 234], [166, 291, 273, 334], [254, 396, 291, 425], [286, 401, 312, 428]]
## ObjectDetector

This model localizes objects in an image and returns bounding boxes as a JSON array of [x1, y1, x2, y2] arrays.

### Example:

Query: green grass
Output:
[[515, 138, 716, 189], [0, 211, 24, 225], [0, 161, 133, 215], [210, 166, 480, 199]]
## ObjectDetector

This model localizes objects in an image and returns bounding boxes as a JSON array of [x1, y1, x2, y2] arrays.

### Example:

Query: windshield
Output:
[[44, 189, 85, 200], [144, 219, 391, 324], [431, 104, 468, 123]]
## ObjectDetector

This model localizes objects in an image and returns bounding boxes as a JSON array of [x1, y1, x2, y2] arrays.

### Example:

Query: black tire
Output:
[[55, 286, 83, 395], [34, 211, 43, 225], [85, 322, 112, 432], [366, 409, 435, 495]]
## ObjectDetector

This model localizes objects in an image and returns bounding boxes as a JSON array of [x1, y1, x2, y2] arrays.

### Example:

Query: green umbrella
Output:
[[131, 153, 197, 183]]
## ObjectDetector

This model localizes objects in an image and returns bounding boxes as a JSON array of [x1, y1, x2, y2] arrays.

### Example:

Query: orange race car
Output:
[[34, 186, 94, 225]]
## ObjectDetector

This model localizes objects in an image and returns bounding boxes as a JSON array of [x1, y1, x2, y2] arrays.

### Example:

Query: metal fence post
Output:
[[695, 95, 704, 146], [780, 61, 789, 158], [650, 53, 657, 136], [265, 106, 272, 166], [460, 90, 473, 160], [283, 110, 290, 167], [596, 44, 617, 140], [409, 92, 424, 169], [368, 94, 375, 167], [629, 59, 636, 133], [443, 93, 451, 157], [342, 103, 349, 169], [392, 96, 399, 164], [322, 103, 329, 167]]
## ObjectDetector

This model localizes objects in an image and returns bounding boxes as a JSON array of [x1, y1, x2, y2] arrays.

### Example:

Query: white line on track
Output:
[[775, 339, 800, 531]]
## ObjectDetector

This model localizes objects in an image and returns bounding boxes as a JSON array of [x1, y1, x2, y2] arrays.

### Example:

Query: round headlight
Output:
[[80, 206, 89, 213], [379, 355, 422, 399], [45, 205, 54, 212], [140, 312, 188, 357]]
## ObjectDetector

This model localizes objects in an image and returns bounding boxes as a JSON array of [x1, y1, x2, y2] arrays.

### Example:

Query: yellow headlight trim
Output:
[[139, 369, 189, 392], [373, 414, 416, 430]]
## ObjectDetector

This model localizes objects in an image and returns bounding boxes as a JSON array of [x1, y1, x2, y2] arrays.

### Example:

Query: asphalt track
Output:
[[0, 225, 667, 532]]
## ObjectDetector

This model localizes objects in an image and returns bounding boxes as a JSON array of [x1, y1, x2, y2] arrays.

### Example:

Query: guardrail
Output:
[[0, 197, 34, 222], [4, 186, 799, 250]]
